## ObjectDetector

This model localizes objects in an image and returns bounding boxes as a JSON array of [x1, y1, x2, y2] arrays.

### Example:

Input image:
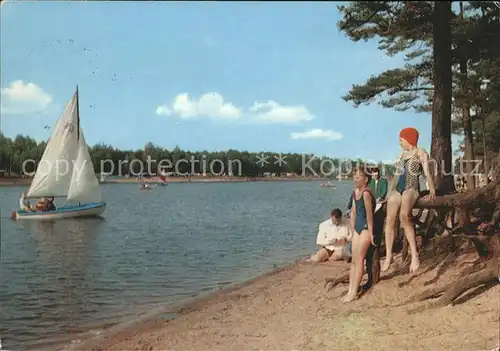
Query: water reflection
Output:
[[23, 217, 104, 266], [17, 218, 106, 342]]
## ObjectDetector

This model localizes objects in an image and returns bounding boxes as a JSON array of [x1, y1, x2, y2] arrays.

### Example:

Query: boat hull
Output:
[[13, 202, 106, 221]]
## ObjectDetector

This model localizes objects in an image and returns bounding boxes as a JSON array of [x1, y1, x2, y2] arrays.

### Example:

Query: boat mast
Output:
[[76, 85, 80, 141]]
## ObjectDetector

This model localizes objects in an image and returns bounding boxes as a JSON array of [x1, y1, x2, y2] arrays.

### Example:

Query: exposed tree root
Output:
[[415, 163, 499, 248], [422, 251, 458, 286], [401, 253, 411, 271], [415, 176, 500, 210], [397, 267, 429, 288], [458, 255, 493, 270], [405, 257, 500, 310], [397, 250, 452, 288], [406, 284, 448, 305], [401, 235, 409, 263], [324, 270, 349, 292], [324, 254, 382, 293]]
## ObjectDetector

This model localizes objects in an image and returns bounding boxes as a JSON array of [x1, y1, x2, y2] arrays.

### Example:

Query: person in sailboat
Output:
[[35, 197, 47, 211], [45, 197, 56, 211], [13, 88, 106, 221], [19, 192, 52, 212], [27, 196, 56, 212], [19, 192, 36, 212]]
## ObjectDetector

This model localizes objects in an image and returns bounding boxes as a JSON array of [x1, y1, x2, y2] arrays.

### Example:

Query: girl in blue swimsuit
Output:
[[342, 165, 376, 303]]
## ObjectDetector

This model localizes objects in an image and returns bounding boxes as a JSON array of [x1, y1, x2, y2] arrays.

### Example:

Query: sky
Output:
[[0, 1, 454, 163]]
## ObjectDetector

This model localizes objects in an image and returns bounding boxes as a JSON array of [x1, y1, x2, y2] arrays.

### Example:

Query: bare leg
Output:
[[343, 232, 359, 298], [400, 189, 421, 273], [382, 191, 402, 271], [345, 256, 356, 296], [308, 248, 330, 263], [342, 230, 372, 302], [328, 250, 343, 261]]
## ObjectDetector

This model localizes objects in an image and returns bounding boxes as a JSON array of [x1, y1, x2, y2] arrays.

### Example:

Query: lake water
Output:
[[0, 180, 353, 350]]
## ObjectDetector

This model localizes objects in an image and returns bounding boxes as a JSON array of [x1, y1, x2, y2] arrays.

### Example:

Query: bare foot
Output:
[[341, 293, 357, 303], [381, 256, 393, 272], [409, 257, 420, 274]]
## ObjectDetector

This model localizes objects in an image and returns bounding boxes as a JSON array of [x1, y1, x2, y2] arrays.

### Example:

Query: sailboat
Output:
[[156, 173, 168, 187], [320, 177, 336, 188], [12, 86, 106, 221]]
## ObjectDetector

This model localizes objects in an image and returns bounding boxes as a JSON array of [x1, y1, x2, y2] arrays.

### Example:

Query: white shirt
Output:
[[316, 218, 352, 251]]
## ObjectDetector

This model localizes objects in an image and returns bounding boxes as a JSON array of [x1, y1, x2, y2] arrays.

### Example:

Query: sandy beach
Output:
[[61, 251, 499, 351]]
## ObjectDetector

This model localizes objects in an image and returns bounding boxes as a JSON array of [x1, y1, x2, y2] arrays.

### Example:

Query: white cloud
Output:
[[250, 100, 314, 124], [156, 92, 242, 120], [1, 80, 53, 115], [155, 105, 172, 116], [156, 92, 315, 125], [290, 128, 343, 141]]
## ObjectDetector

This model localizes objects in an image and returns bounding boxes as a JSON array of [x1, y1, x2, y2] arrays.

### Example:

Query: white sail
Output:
[[66, 130, 102, 204], [26, 93, 79, 198]]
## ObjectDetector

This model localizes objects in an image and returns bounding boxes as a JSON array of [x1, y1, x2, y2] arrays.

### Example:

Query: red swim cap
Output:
[[399, 127, 419, 146]]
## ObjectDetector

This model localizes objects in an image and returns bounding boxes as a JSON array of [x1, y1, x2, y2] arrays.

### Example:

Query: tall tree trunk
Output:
[[459, 1, 476, 189], [481, 118, 489, 180], [431, 1, 454, 193]]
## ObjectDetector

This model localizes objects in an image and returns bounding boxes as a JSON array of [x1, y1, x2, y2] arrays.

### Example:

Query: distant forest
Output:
[[0, 133, 398, 177]]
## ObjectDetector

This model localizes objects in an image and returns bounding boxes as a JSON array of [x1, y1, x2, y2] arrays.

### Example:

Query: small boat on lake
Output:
[[320, 180, 336, 188], [12, 86, 106, 221], [139, 182, 156, 190], [156, 174, 168, 187]]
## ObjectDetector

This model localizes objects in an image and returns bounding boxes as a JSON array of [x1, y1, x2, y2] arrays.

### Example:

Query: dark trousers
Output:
[[364, 206, 385, 289]]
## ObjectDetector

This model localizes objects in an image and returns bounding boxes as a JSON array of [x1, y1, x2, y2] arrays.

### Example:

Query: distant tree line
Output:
[[0, 134, 398, 178]]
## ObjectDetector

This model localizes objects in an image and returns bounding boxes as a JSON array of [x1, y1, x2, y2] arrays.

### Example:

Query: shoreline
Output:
[[57, 260, 303, 351], [104, 176, 325, 184], [0, 175, 331, 187], [57, 251, 499, 351]]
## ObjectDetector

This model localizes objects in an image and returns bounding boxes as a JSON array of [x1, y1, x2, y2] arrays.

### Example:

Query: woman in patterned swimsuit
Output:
[[382, 127, 436, 274]]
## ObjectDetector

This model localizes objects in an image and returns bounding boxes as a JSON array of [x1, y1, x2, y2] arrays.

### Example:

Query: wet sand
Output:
[[61, 252, 500, 351]]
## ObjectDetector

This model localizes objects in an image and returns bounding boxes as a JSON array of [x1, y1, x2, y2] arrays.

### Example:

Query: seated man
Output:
[[308, 208, 352, 263]]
